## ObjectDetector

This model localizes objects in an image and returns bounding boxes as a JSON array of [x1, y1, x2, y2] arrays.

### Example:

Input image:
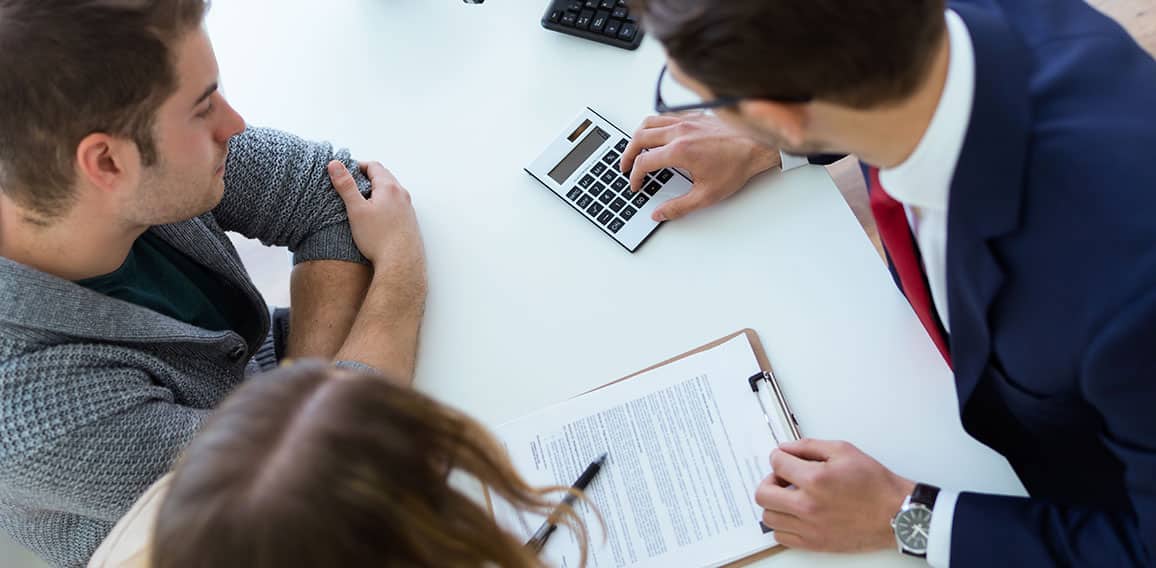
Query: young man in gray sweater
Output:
[[0, 1, 427, 565]]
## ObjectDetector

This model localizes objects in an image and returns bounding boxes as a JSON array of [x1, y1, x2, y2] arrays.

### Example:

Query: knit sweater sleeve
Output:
[[214, 126, 372, 266], [0, 345, 210, 565]]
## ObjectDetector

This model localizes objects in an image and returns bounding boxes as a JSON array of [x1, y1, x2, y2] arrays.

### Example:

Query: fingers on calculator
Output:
[[527, 109, 692, 252]]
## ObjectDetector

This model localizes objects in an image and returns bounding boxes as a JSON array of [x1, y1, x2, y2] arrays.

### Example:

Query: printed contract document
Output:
[[492, 335, 794, 567]]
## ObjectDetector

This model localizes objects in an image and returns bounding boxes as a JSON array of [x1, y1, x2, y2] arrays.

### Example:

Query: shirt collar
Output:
[[878, 9, 976, 213]]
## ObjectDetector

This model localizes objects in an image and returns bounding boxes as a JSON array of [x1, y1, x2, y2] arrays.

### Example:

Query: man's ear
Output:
[[74, 133, 140, 195], [738, 100, 809, 148]]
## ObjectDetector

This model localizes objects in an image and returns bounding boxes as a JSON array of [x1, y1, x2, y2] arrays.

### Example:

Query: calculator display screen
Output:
[[548, 127, 609, 184]]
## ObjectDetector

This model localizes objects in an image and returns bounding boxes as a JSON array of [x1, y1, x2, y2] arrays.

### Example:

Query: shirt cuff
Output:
[[780, 151, 810, 171], [926, 489, 958, 567]]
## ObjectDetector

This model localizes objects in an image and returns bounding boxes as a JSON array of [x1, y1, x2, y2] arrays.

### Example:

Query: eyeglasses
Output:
[[653, 63, 813, 114]]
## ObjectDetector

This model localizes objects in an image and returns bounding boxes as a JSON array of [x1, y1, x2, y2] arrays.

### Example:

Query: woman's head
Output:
[[153, 362, 589, 568]]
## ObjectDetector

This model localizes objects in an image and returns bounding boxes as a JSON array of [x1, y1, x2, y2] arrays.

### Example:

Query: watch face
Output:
[[894, 505, 932, 553]]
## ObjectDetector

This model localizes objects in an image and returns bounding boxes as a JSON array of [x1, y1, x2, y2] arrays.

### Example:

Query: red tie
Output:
[[868, 167, 952, 366]]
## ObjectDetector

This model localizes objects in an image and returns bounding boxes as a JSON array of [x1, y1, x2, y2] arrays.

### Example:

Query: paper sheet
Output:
[[492, 336, 782, 568]]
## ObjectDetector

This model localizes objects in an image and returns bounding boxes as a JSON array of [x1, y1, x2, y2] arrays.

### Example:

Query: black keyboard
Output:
[[541, 0, 643, 51]]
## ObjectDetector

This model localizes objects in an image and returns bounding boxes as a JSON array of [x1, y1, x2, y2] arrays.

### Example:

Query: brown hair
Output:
[[633, 0, 947, 109], [152, 362, 593, 568], [0, 0, 207, 218]]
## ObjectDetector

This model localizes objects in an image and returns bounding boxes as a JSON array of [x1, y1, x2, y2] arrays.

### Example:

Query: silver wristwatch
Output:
[[890, 482, 940, 558]]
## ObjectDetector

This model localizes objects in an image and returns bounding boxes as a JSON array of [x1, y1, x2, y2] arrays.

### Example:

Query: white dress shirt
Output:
[[784, 10, 976, 567]]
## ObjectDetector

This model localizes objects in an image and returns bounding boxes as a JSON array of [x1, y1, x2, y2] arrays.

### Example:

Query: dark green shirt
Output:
[[76, 232, 247, 334]]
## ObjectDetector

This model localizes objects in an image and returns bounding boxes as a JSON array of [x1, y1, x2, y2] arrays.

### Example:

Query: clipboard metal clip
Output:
[[748, 370, 802, 444]]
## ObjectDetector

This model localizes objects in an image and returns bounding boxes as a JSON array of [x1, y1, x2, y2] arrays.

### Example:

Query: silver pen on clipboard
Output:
[[747, 370, 801, 444]]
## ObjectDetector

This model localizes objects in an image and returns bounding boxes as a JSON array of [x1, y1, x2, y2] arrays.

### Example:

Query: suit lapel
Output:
[[947, 3, 1033, 405]]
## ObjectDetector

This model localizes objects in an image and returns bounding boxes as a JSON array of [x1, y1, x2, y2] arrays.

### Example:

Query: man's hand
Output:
[[620, 113, 781, 222], [327, 160, 427, 383], [756, 439, 915, 553], [327, 160, 424, 275]]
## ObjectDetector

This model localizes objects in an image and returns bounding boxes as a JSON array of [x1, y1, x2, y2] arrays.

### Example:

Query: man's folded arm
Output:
[[213, 126, 372, 266]]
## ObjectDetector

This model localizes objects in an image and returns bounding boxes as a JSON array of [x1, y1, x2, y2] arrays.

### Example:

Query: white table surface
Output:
[[207, 1, 1025, 566]]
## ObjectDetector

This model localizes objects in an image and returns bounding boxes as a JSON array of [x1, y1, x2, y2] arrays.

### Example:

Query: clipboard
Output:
[[589, 328, 801, 446], [488, 328, 804, 567]]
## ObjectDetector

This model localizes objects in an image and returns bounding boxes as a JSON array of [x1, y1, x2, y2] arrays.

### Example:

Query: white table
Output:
[[207, 2, 1025, 566]]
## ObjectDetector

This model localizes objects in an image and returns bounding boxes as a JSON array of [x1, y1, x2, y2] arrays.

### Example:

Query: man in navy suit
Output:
[[621, 0, 1156, 564]]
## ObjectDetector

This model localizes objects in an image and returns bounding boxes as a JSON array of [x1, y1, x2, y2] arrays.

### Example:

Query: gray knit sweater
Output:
[[0, 127, 371, 567]]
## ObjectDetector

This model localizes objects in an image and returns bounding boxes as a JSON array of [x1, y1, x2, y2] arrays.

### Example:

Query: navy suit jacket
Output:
[[894, 0, 1156, 564]]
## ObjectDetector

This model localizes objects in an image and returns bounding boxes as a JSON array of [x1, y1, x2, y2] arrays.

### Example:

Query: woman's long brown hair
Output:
[[152, 361, 593, 568]]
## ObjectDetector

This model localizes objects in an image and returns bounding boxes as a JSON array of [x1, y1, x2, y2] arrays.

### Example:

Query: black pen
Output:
[[526, 452, 607, 553]]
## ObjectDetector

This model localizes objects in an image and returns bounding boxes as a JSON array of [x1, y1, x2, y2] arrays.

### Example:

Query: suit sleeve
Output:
[[950, 287, 1156, 565]]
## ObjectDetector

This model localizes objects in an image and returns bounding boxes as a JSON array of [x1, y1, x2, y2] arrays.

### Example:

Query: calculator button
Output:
[[567, 1, 583, 11], [600, 170, 616, 184], [584, 0, 598, 8], [611, 6, 627, 19], [576, 10, 593, 29], [598, 190, 614, 205], [566, 187, 583, 201], [578, 174, 595, 188], [577, 195, 593, 209], [548, 10, 561, 23], [656, 169, 674, 183], [610, 197, 626, 212], [643, 181, 662, 196], [561, 12, 577, 26], [609, 218, 625, 233], [591, 162, 606, 176], [615, 139, 628, 152], [611, 159, 623, 173], [601, 150, 619, 164], [604, 19, 621, 37], [618, 23, 638, 41], [597, 210, 614, 226], [631, 193, 649, 207], [599, 0, 615, 9], [587, 201, 604, 217], [588, 182, 605, 197], [621, 205, 637, 220], [591, 11, 610, 32], [611, 178, 628, 192]]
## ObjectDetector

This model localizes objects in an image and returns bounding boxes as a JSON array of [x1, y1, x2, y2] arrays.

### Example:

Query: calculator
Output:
[[526, 108, 692, 252], [541, 0, 644, 51]]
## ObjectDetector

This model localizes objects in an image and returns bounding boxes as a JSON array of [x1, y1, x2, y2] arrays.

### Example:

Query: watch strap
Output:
[[911, 482, 940, 510]]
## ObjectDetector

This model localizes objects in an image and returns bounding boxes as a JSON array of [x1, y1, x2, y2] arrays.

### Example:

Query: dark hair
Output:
[[0, 0, 207, 218], [152, 362, 593, 568], [632, 0, 947, 108]]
